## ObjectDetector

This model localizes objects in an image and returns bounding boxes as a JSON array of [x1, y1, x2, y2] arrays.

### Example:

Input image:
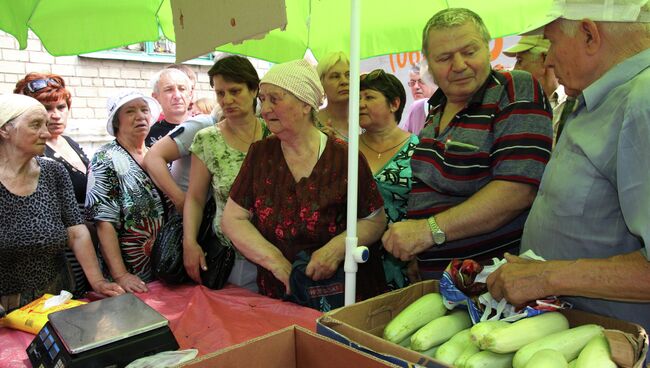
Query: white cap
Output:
[[106, 90, 161, 136], [522, 0, 650, 34]]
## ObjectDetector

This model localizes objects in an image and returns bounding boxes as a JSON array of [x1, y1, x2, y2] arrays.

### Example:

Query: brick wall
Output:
[[0, 31, 272, 156]]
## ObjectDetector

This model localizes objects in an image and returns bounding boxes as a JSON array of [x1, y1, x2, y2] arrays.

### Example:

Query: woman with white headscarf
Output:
[[0, 94, 123, 312], [221, 60, 388, 308]]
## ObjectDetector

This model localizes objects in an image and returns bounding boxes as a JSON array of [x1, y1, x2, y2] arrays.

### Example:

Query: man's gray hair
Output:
[[422, 8, 491, 57], [149, 68, 191, 94]]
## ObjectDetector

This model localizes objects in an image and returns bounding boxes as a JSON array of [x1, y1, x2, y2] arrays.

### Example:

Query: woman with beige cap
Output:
[[221, 59, 388, 307], [86, 90, 165, 293], [0, 94, 123, 312]]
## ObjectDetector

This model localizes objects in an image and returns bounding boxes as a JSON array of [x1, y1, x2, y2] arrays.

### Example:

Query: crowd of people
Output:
[[0, 0, 648, 335]]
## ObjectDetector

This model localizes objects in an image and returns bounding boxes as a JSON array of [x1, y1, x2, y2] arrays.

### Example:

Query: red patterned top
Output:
[[229, 134, 386, 299]]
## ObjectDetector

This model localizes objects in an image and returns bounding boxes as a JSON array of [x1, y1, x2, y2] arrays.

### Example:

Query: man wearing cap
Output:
[[382, 8, 553, 280], [503, 35, 570, 144], [488, 0, 650, 334]]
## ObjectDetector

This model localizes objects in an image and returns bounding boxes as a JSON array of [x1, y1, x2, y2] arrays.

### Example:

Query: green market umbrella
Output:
[[0, 0, 175, 56], [0, 0, 553, 62], [189, 0, 554, 64]]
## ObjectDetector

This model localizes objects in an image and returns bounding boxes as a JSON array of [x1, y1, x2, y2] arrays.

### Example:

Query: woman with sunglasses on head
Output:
[[221, 60, 387, 309], [0, 94, 123, 312], [15, 73, 94, 297], [359, 69, 419, 290], [316, 52, 350, 141]]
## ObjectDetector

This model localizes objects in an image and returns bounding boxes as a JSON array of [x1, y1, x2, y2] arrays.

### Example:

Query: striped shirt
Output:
[[408, 70, 553, 278]]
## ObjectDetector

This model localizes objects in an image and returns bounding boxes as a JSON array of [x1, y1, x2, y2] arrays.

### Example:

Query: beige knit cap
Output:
[[0, 94, 46, 129], [261, 59, 324, 110]]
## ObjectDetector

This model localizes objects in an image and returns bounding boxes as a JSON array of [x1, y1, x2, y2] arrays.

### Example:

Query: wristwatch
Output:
[[427, 216, 446, 246]]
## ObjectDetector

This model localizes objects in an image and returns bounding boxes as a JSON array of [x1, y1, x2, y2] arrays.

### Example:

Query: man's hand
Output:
[[306, 243, 345, 281], [486, 253, 551, 305], [381, 219, 434, 261]]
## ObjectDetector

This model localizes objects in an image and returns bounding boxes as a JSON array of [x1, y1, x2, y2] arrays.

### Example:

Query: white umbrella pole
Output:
[[344, 0, 365, 306]]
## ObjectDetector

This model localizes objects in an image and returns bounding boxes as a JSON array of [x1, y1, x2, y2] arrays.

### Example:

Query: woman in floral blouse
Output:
[[183, 56, 271, 291], [221, 59, 388, 305], [86, 90, 165, 293]]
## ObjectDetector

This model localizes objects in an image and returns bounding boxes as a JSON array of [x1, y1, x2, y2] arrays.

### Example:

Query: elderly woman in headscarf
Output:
[[15, 72, 94, 297], [0, 94, 123, 312], [86, 90, 165, 293], [221, 60, 387, 307]]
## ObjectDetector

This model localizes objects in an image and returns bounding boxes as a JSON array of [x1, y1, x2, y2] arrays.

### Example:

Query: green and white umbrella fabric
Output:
[[0, 0, 553, 62]]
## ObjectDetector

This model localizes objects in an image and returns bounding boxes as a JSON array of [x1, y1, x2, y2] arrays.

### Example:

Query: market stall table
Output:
[[0, 281, 323, 368]]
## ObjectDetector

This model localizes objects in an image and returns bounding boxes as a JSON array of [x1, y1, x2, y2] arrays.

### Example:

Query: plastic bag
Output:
[[439, 250, 567, 323], [0, 291, 86, 334], [125, 349, 198, 368]]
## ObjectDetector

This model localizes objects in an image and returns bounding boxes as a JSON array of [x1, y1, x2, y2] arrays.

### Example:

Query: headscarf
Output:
[[260, 59, 324, 110], [0, 94, 45, 129]]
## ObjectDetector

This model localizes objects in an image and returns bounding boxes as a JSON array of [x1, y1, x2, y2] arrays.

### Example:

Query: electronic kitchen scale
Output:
[[27, 293, 179, 368]]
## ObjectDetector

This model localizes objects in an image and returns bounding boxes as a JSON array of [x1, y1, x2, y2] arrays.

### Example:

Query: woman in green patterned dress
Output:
[[183, 56, 270, 291], [359, 69, 419, 290]]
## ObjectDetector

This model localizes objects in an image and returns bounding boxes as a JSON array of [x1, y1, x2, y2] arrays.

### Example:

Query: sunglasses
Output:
[[361, 69, 387, 82], [24, 78, 60, 94]]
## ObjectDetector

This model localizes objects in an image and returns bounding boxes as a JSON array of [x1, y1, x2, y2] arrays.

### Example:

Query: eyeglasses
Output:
[[24, 78, 60, 94], [408, 79, 426, 87]]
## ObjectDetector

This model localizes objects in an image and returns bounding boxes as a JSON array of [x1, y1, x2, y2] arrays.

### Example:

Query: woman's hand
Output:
[[114, 273, 148, 293], [89, 279, 125, 297], [268, 255, 292, 295], [306, 243, 345, 281], [183, 240, 206, 284]]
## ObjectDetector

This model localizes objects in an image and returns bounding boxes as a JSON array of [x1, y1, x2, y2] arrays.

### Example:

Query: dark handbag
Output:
[[151, 211, 188, 284], [151, 198, 234, 288]]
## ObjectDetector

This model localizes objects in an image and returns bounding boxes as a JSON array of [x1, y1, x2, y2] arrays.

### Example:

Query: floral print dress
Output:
[[229, 134, 387, 300], [189, 118, 271, 253], [86, 140, 165, 282]]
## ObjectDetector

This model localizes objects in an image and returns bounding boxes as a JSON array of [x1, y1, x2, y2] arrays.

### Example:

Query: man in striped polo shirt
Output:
[[382, 8, 553, 280]]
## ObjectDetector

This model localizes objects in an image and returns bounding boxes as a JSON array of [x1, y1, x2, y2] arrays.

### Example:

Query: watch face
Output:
[[433, 231, 446, 245]]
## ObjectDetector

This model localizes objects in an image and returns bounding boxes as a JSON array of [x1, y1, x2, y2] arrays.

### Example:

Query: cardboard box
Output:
[[180, 325, 400, 368], [317, 280, 649, 368]]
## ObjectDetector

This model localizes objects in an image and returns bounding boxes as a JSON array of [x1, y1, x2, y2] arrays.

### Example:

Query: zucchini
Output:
[[513, 324, 604, 368], [523, 349, 568, 368], [470, 320, 510, 348], [410, 310, 472, 351], [419, 344, 439, 358], [575, 334, 616, 368], [382, 293, 447, 343], [433, 328, 472, 364], [453, 344, 481, 368], [465, 350, 514, 368], [483, 312, 569, 353]]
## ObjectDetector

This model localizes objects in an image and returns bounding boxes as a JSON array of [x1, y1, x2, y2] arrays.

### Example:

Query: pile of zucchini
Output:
[[382, 293, 617, 368]]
